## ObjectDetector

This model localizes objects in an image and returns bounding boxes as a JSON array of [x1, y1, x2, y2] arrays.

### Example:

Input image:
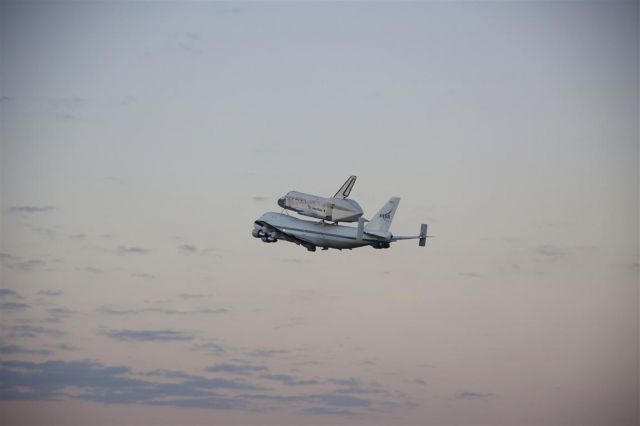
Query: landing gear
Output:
[[304, 243, 316, 252]]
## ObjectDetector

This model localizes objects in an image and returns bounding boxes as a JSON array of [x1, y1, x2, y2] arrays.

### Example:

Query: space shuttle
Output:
[[277, 175, 364, 223]]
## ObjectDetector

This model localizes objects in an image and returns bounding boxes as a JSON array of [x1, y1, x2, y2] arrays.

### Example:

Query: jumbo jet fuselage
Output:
[[254, 212, 388, 251]]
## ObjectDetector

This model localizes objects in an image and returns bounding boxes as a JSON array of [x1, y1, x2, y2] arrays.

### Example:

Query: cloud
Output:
[[38, 290, 63, 297], [535, 245, 568, 262], [206, 363, 268, 375], [103, 329, 193, 341], [131, 273, 155, 279], [194, 341, 226, 355], [0, 289, 23, 299], [170, 32, 203, 54], [29, 226, 57, 238], [261, 374, 321, 386], [48, 97, 87, 120], [460, 272, 484, 278], [0, 253, 17, 261], [55, 343, 76, 351], [328, 378, 360, 386], [0, 302, 30, 310], [245, 349, 288, 358], [0, 357, 400, 414], [176, 245, 219, 257], [145, 369, 194, 379], [47, 307, 74, 322], [253, 145, 281, 156], [99, 306, 228, 316], [456, 391, 495, 400], [8, 206, 54, 214], [313, 393, 372, 408], [334, 386, 385, 395], [178, 244, 198, 253], [0, 344, 52, 356], [76, 266, 102, 274], [240, 392, 373, 409], [116, 246, 149, 255], [7, 259, 46, 271], [327, 378, 385, 395], [180, 377, 264, 391], [69, 233, 86, 239], [145, 369, 263, 391], [120, 95, 136, 106], [0, 360, 238, 404], [303, 407, 355, 416], [7, 325, 65, 338], [146, 397, 249, 409], [176, 293, 206, 299]]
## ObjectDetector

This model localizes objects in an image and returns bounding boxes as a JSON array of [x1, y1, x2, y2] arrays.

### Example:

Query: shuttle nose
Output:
[[277, 197, 286, 208]]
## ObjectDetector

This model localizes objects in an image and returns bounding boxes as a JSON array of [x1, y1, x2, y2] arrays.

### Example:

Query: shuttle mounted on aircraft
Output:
[[253, 177, 429, 252], [277, 175, 364, 223]]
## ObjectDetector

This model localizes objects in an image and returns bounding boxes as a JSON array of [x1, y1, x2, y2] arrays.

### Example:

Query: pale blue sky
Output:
[[1, 1, 638, 425]]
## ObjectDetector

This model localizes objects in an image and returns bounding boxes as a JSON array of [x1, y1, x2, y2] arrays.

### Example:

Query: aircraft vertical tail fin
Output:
[[365, 197, 400, 234], [333, 175, 357, 199]]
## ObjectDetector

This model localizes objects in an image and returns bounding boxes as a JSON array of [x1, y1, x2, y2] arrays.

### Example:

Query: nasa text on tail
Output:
[[253, 176, 429, 252]]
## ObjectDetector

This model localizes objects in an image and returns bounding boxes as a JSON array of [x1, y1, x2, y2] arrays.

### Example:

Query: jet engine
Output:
[[251, 227, 265, 238], [261, 233, 277, 243], [253, 225, 277, 242]]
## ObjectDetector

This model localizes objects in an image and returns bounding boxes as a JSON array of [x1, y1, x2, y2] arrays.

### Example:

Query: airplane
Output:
[[277, 175, 364, 223], [253, 197, 428, 252]]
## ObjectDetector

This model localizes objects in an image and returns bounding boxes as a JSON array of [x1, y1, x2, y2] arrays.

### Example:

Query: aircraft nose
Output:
[[277, 197, 286, 208]]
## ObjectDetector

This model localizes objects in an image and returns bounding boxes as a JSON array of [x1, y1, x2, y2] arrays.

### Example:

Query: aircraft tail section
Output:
[[333, 175, 357, 199], [365, 197, 400, 234]]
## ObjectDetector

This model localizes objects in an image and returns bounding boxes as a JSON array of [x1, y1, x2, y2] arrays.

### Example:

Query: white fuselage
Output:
[[255, 212, 388, 250]]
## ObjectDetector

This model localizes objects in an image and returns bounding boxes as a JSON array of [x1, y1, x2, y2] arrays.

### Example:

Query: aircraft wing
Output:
[[254, 219, 311, 246]]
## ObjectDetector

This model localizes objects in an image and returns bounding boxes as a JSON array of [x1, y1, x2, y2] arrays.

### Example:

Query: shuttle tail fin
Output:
[[333, 175, 357, 199], [365, 197, 400, 234]]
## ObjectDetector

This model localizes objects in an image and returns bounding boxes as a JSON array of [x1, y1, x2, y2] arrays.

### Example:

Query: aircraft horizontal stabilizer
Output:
[[419, 224, 428, 247], [364, 229, 392, 239]]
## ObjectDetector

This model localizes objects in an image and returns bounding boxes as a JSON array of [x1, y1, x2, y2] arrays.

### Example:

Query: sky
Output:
[[0, 1, 638, 425]]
